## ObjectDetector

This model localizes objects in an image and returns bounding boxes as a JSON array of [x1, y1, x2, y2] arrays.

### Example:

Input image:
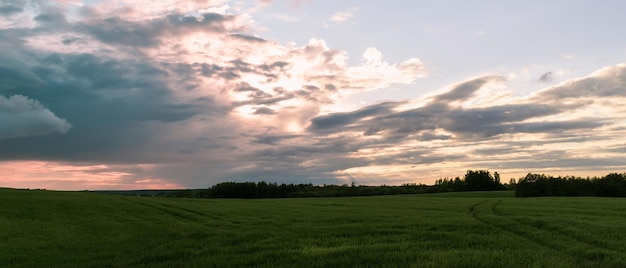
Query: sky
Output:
[[1, 0, 626, 190]]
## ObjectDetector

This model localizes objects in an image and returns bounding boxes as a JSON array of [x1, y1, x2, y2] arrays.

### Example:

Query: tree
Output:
[[464, 170, 503, 191]]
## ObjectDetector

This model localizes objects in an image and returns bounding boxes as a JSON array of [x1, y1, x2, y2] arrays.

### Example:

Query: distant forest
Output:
[[163, 170, 507, 198], [515, 173, 626, 197], [101, 171, 626, 199]]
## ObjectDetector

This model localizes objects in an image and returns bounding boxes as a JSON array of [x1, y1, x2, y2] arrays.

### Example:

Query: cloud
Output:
[[249, 133, 301, 145], [34, 8, 67, 26], [433, 76, 504, 103], [0, 161, 186, 190], [0, 95, 71, 139], [1, 0, 625, 190], [537, 71, 553, 83], [0, 0, 429, 189], [534, 64, 626, 99], [292, 66, 625, 182], [329, 7, 356, 24], [0, 5, 23, 17], [253, 107, 276, 115], [324, 7, 357, 28], [78, 13, 236, 48], [308, 101, 398, 132], [0, 50, 212, 162]]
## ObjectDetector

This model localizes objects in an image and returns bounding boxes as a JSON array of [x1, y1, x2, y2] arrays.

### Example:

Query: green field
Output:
[[1, 189, 625, 267]]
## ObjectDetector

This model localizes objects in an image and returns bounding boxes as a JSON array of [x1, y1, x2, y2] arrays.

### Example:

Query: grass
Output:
[[1, 189, 625, 267]]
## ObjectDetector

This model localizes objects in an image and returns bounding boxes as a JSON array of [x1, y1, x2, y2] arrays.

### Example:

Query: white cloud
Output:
[[0, 95, 72, 139], [362, 47, 383, 65], [324, 7, 357, 27], [329, 7, 356, 23]]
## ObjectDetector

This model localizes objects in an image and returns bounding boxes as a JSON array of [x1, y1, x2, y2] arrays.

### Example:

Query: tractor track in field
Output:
[[470, 199, 621, 262], [126, 197, 202, 222], [490, 200, 624, 255], [121, 196, 237, 226], [158, 202, 207, 217], [469, 199, 556, 251]]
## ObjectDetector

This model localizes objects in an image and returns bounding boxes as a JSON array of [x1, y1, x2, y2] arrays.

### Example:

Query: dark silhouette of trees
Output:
[[465, 170, 505, 191], [144, 170, 626, 199], [163, 171, 625, 199], [515, 173, 626, 197], [199, 182, 439, 199], [189, 170, 507, 199], [434, 170, 506, 192], [595, 173, 626, 197]]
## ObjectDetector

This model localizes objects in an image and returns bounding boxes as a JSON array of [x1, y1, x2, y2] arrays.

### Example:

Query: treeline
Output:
[[515, 173, 626, 197], [164, 170, 506, 199], [434, 170, 506, 192]]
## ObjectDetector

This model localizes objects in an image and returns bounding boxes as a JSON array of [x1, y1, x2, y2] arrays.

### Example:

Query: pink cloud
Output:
[[0, 161, 184, 190]]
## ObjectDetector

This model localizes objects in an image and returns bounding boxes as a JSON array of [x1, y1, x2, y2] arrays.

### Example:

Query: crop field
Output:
[[1, 189, 625, 267]]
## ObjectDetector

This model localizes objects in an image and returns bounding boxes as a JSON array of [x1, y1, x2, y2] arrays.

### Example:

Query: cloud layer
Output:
[[1, 0, 625, 190]]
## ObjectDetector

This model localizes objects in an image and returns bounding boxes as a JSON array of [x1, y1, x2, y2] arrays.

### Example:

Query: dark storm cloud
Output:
[[0, 50, 218, 162], [0, 0, 24, 16], [79, 12, 234, 47], [34, 8, 67, 25], [249, 133, 301, 145], [373, 103, 558, 139], [440, 105, 566, 137], [0, 5, 22, 16], [310, 77, 527, 137], [308, 75, 607, 141], [308, 101, 399, 131]]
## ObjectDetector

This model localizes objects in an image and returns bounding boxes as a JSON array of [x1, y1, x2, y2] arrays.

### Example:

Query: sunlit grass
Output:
[[1, 189, 625, 267]]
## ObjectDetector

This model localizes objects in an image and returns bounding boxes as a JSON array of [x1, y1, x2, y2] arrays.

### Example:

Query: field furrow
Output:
[[473, 199, 624, 265]]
